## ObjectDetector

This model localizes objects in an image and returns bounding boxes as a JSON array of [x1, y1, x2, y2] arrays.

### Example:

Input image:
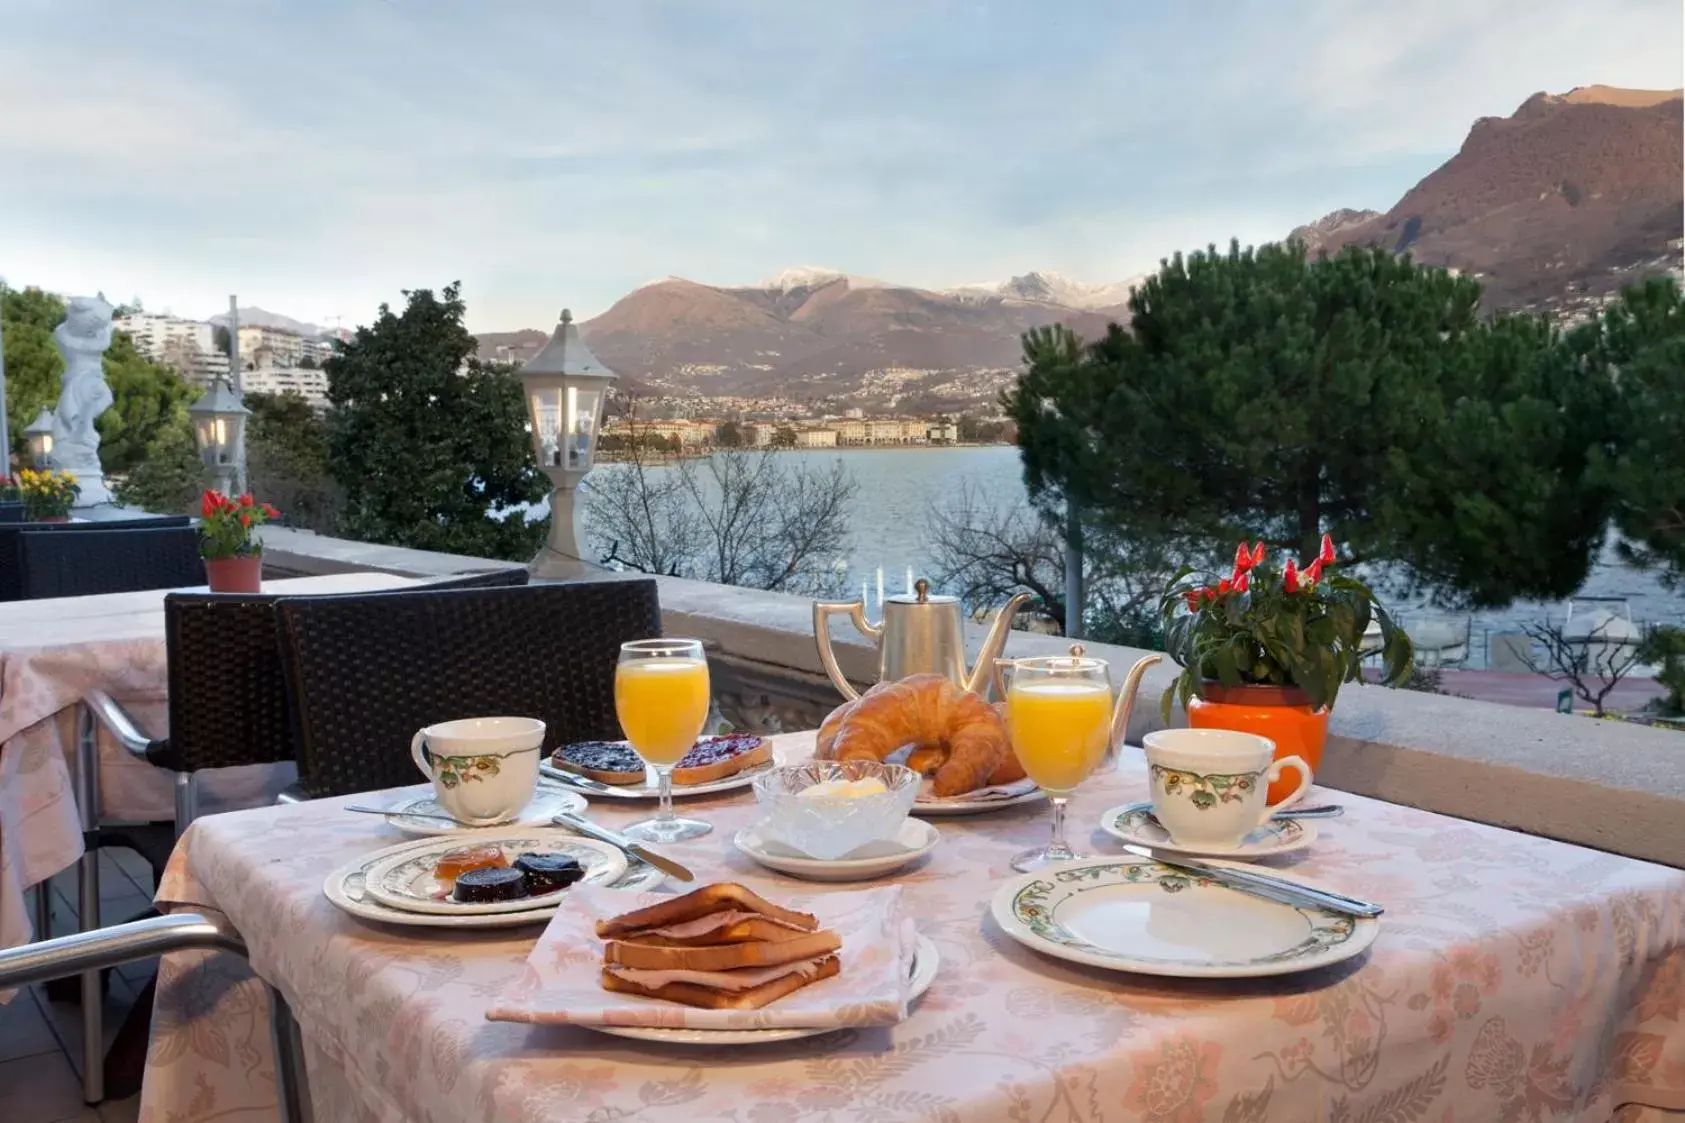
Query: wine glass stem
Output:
[[655, 766, 675, 823], [1047, 795, 1073, 859]]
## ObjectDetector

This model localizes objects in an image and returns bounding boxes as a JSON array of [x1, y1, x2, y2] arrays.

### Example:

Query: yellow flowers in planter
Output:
[[14, 468, 80, 521]]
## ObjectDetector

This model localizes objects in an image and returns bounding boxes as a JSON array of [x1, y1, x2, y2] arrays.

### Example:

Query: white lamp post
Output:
[[188, 378, 250, 496], [23, 407, 55, 469], [520, 308, 615, 580]]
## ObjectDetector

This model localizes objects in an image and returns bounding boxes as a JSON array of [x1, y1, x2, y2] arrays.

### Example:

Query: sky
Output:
[[1, 0, 1681, 333]]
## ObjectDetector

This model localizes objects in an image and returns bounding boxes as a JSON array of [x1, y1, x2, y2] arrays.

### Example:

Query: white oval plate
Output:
[[991, 855, 1379, 978], [323, 840, 666, 929], [1098, 801, 1317, 860], [733, 818, 940, 881], [589, 934, 939, 1046], [381, 783, 589, 837], [362, 830, 627, 916], [912, 788, 1045, 816], [541, 758, 777, 800]]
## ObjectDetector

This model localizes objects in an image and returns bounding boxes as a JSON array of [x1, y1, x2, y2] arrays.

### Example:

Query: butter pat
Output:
[[799, 778, 890, 801]]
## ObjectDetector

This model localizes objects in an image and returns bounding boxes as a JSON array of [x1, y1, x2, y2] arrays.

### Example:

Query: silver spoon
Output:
[[343, 804, 464, 825], [1272, 804, 1343, 820]]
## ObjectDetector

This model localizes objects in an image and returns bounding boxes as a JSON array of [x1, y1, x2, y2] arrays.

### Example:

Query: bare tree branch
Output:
[[1520, 619, 1643, 717]]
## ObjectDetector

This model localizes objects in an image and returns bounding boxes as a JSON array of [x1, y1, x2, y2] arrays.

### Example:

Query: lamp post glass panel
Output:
[[520, 309, 615, 578], [188, 380, 250, 494], [24, 407, 55, 469]]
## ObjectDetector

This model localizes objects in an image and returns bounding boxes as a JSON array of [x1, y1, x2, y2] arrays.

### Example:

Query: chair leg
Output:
[[269, 986, 314, 1123], [74, 704, 104, 1104], [34, 883, 53, 940], [173, 772, 199, 837]]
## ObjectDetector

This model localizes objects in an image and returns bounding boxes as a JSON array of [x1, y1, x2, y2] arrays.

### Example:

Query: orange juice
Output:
[[615, 658, 711, 765], [1006, 679, 1112, 793]]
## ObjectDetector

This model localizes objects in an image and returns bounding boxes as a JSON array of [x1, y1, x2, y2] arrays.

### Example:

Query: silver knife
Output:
[[553, 811, 694, 883], [1120, 843, 1383, 917], [540, 766, 623, 796]]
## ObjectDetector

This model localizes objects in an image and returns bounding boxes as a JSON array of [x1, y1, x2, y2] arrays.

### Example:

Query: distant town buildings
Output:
[[115, 312, 230, 388], [242, 364, 331, 406], [115, 311, 336, 408], [597, 412, 997, 454]]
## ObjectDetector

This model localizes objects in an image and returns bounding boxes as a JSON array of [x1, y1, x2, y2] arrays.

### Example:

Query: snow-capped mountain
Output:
[[946, 270, 1143, 310], [754, 265, 891, 293]]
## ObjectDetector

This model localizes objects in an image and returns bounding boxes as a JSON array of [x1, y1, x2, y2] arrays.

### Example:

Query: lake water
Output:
[[583, 445, 1685, 661]]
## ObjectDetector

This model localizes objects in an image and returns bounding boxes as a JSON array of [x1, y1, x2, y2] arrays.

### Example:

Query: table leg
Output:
[[33, 882, 52, 940], [75, 704, 104, 1105], [269, 986, 314, 1123]]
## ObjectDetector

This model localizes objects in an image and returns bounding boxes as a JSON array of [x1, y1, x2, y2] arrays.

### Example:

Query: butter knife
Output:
[[1120, 843, 1383, 918], [539, 766, 624, 796], [553, 811, 694, 883]]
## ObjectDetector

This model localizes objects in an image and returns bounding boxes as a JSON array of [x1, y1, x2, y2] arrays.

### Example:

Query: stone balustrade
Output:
[[259, 526, 1685, 867]]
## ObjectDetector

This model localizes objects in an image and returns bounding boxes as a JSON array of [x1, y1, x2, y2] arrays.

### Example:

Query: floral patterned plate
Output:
[[1098, 801, 1317, 860], [361, 830, 627, 916], [588, 935, 939, 1046], [540, 758, 779, 799], [323, 836, 666, 929], [990, 856, 1379, 978]]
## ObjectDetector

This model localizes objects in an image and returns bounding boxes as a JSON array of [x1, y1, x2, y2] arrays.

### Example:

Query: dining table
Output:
[[138, 730, 1685, 1122], [0, 570, 419, 962]]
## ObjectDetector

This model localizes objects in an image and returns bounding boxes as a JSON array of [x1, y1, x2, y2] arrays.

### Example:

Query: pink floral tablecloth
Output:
[[0, 572, 417, 962], [141, 731, 1685, 1122]]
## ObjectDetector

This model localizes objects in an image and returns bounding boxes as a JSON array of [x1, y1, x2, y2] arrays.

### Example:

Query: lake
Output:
[[582, 445, 1685, 662]]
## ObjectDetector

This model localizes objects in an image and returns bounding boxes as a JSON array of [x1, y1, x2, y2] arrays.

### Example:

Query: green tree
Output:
[[113, 419, 204, 515], [771, 425, 797, 449], [716, 420, 743, 448], [1, 285, 66, 459], [1578, 278, 1685, 585], [326, 284, 548, 560], [1007, 241, 1613, 608], [244, 391, 341, 532], [212, 324, 232, 355], [97, 331, 198, 474]]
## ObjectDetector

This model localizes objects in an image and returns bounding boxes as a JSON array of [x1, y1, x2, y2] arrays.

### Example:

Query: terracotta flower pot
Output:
[[38, 514, 71, 524], [1186, 682, 1329, 804], [204, 554, 263, 594]]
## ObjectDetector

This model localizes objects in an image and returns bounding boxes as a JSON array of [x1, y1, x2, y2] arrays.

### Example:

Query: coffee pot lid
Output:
[[883, 577, 958, 607]]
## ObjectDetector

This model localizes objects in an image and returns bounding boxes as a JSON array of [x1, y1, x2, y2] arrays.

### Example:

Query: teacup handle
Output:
[[410, 731, 434, 780], [1255, 754, 1313, 827]]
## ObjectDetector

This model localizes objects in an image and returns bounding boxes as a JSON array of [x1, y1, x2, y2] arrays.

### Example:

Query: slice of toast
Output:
[[600, 955, 841, 1010], [605, 928, 841, 972], [595, 883, 818, 939], [616, 916, 816, 946], [553, 741, 646, 786], [671, 735, 772, 786]]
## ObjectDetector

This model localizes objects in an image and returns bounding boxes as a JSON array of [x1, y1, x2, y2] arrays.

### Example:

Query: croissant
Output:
[[815, 674, 1010, 797]]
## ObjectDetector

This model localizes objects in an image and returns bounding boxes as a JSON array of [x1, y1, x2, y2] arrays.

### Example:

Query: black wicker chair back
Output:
[[0, 516, 193, 601], [18, 526, 204, 599], [414, 568, 530, 589], [277, 579, 660, 798], [0, 503, 24, 525]]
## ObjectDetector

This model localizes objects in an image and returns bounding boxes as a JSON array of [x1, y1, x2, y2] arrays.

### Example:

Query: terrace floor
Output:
[[2, 848, 154, 1123]]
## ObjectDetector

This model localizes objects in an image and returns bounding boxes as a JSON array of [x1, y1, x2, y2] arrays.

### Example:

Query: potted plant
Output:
[[1159, 536, 1414, 800], [198, 490, 280, 593], [18, 468, 80, 522], [0, 474, 21, 514]]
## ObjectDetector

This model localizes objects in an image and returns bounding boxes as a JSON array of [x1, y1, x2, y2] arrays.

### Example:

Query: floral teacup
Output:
[[409, 716, 544, 826], [1142, 728, 1311, 851]]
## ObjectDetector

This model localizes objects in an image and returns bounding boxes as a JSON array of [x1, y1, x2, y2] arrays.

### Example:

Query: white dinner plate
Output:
[[541, 758, 777, 800], [361, 830, 628, 916], [991, 855, 1379, 978], [379, 782, 589, 837], [1098, 801, 1317, 860], [323, 839, 666, 929], [588, 935, 939, 1046], [733, 818, 940, 881], [911, 787, 1045, 816]]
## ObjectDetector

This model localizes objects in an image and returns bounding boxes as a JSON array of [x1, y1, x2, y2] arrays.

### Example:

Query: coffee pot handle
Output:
[[812, 600, 881, 701]]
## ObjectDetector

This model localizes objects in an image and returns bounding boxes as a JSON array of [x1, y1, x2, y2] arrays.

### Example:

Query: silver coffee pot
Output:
[[812, 578, 1031, 700]]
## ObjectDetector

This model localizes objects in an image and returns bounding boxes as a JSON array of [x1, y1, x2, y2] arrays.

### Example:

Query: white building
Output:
[[797, 428, 838, 448], [237, 324, 308, 369], [926, 420, 958, 444], [115, 313, 230, 388], [242, 365, 330, 410]]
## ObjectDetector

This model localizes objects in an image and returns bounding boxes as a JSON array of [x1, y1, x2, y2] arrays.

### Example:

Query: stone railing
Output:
[[252, 528, 1685, 868]]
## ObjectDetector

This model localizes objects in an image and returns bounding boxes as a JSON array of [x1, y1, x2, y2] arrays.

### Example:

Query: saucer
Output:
[[733, 818, 940, 881], [383, 782, 587, 837], [1098, 801, 1316, 860]]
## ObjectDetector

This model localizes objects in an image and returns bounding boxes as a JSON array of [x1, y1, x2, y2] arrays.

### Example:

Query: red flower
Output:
[[1217, 578, 1233, 595], [1233, 542, 1252, 573], [1319, 533, 1336, 566], [200, 491, 218, 517], [1183, 591, 1202, 612], [1302, 558, 1323, 587], [1282, 558, 1300, 593], [261, 503, 280, 518], [239, 493, 254, 507], [1251, 541, 1267, 566], [1235, 571, 1249, 593], [239, 512, 251, 527]]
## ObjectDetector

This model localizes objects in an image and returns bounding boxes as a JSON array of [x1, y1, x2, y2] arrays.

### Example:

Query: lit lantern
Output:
[[188, 378, 250, 494], [520, 309, 616, 578], [23, 408, 55, 469]]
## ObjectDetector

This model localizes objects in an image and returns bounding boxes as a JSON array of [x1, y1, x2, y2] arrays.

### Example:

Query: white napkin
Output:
[[486, 884, 915, 1030], [916, 776, 1039, 804]]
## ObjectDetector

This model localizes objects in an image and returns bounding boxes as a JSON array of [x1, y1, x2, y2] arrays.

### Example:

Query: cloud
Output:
[[0, 0, 1678, 331]]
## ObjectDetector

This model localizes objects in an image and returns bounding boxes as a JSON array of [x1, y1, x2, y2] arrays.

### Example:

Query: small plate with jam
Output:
[[360, 830, 627, 916], [541, 734, 776, 799]]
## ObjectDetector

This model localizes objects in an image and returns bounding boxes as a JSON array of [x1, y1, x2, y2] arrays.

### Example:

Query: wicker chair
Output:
[[277, 578, 659, 799], [0, 502, 25, 524], [0, 516, 194, 601], [17, 526, 204, 599]]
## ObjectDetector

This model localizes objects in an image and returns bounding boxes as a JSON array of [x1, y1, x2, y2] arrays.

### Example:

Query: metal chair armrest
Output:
[[0, 913, 245, 990], [83, 690, 156, 761]]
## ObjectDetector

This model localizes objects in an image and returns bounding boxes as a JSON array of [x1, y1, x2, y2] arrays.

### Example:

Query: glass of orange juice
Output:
[[616, 638, 713, 842], [1002, 653, 1114, 872]]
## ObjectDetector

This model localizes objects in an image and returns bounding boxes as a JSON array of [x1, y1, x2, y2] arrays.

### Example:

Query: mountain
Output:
[[1292, 86, 1683, 313], [476, 271, 1130, 408], [946, 270, 1144, 311], [209, 306, 326, 338]]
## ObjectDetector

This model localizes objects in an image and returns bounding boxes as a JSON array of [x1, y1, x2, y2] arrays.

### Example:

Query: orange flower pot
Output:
[[1187, 682, 1329, 804], [204, 555, 263, 594]]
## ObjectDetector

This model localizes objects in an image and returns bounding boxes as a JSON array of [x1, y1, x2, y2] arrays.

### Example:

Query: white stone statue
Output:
[[51, 294, 116, 506]]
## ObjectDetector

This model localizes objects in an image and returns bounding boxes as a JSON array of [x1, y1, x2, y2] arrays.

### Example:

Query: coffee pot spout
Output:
[[1109, 653, 1165, 752], [963, 591, 1033, 696]]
